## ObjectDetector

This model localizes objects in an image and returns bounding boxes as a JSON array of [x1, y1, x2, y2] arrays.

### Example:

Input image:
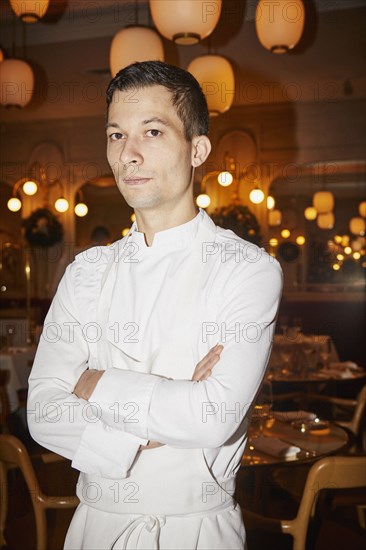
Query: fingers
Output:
[[192, 344, 224, 381]]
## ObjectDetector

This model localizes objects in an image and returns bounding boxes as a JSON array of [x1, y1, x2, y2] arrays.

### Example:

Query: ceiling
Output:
[[0, 0, 365, 123]]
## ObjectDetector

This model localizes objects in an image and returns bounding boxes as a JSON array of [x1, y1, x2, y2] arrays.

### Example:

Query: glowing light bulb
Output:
[[196, 194, 211, 208], [23, 180, 38, 196], [217, 171, 233, 187], [267, 196, 275, 210], [7, 197, 22, 212], [74, 202, 88, 217], [249, 188, 264, 204], [304, 206, 317, 220], [55, 197, 69, 213], [296, 235, 305, 245]]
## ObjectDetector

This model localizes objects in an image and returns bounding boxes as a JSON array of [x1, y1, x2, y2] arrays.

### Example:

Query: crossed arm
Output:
[[73, 344, 223, 450]]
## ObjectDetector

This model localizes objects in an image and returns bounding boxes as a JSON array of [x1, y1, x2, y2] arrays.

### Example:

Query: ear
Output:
[[191, 135, 211, 168]]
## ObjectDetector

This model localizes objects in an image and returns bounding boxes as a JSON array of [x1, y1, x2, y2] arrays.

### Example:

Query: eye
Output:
[[146, 129, 161, 137], [109, 132, 123, 141]]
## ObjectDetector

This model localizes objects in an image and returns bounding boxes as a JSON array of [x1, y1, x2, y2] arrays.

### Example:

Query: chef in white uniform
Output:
[[28, 61, 282, 550]]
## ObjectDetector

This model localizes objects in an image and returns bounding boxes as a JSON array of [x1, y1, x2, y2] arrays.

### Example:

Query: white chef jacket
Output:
[[28, 209, 282, 549]]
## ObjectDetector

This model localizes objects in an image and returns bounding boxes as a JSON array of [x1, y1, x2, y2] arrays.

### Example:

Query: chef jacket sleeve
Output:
[[89, 252, 283, 448], [27, 262, 147, 479]]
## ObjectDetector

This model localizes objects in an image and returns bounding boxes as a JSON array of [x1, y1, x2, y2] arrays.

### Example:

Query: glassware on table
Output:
[[278, 343, 292, 375], [249, 381, 274, 439], [319, 336, 332, 369]]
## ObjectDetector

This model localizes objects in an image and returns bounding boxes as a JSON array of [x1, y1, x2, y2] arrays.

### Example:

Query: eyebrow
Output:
[[105, 117, 171, 131]]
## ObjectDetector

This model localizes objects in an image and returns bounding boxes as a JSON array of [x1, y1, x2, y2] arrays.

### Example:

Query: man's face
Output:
[[106, 85, 198, 214]]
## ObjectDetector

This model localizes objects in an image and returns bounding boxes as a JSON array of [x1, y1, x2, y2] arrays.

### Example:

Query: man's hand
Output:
[[192, 343, 224, 381], [73, 369, 105, 401], [139, 344, 223, 451]]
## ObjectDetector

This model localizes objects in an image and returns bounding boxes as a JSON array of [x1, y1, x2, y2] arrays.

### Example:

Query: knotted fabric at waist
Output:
[[76, 446, 236, 516]]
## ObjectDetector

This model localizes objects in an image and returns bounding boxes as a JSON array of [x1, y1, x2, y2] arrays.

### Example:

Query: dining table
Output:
[[241, 415, 349, 466], [0, 346, 36, 411]]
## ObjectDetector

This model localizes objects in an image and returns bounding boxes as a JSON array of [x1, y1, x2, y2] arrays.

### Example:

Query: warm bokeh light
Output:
[[249, 188, 265, 204], [304, 206, 317, 220], [281, 229, 291, 239], [341, 235, 350, 247], [353, 252, 361, 260], [269, 238, 278, 247], [196, 193, 211, 208], [359, 201, 366, 218], [268, 209, 282, 226], [54, 197, 69, 213], [267, 196, 275, 210], [296, 235, 306, 245], [7, 197, 22, 212], [313, 191, 334, 214], [122, 228, 130, 237], [217, 171, 233, 187], [336, 254, 344, 261], [74, 202, 88, 217], [131, 213, 136, 223], [23, 180, 38, 196], [344, 246, 352, 255], [332, 263, 341, 271], [349, 217, 365, 236], [334, 235, 342, 244]]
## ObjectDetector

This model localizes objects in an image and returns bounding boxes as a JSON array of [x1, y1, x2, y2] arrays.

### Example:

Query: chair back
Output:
[[0, 434, 78, 550], [282, 455, 366, 550], [0, 434, 43, 501], [349, 384, 366, 439], [0, 371, 10, 433]]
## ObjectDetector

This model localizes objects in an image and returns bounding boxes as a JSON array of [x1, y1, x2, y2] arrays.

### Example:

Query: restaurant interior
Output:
[[0, 0, 365, 548]]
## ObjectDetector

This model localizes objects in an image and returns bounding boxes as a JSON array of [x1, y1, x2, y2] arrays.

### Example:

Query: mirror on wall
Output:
[[268, 162, 365, 292]]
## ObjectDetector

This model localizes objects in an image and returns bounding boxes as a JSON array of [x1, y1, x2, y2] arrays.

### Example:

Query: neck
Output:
[[134, 203, 199, 246]]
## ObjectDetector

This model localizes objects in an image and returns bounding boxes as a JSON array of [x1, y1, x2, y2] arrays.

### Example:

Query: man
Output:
[[28, 61, 282, 549]]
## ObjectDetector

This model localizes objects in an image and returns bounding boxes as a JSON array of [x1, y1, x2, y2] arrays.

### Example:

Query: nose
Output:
[[119, 137, 143, 168]]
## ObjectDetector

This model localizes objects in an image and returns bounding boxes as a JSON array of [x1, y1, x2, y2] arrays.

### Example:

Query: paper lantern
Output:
[[359, 201, 366, 218], [317, 212, 335, 230], [304, 206, 317, 220], [255, 0, 305, 53], [150, 0, 222, 44], [349, 217, 365, 236], [188, 55, 234, 116], [110, 26, 164, 77], [9, 0, 49, 23], [268, 209, 282, 226], [0, 59, 34, 107], [313, 191, 334, 214]]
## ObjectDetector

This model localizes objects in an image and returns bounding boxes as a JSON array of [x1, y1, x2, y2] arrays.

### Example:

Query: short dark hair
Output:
[[106, 61, 209, 141]]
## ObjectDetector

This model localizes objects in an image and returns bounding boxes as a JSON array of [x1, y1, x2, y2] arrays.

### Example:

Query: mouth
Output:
[[123, 178, 151, 186]]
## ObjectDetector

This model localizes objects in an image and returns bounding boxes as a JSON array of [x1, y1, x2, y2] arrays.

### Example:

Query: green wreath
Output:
[[23, 208, 64, 247], [211, 203, 262, 246]]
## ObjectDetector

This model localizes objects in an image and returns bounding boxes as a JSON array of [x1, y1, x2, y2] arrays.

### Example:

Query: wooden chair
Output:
[[305, 384, 366, 451], [241, 455, 366, 550], [0, 434, 79, 550], [0, 370, 10, 433]]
